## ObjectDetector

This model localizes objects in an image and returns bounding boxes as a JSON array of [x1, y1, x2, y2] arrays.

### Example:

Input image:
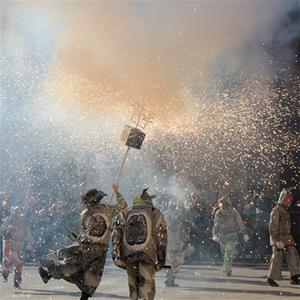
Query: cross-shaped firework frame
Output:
[[108, 104, 153, 203]]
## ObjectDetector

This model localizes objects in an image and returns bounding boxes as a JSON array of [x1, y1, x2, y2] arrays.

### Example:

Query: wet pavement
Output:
[[1, 264, 299, 299]]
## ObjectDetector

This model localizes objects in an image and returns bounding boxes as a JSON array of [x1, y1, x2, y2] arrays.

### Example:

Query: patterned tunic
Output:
[[269, 204, 294, 246], [40, 193, 127, 296]]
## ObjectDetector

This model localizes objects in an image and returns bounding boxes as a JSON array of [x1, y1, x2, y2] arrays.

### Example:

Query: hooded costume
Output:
[[38, 189, 127, 300], [267, 188, 300, 286], [112, 188, 167, 300], [212, 197, 248, 276]]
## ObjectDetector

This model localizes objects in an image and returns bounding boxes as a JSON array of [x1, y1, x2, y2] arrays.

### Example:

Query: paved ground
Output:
[[1, 264, 299, 299]]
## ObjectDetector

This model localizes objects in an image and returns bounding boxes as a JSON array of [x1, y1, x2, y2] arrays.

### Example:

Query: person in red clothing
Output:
[[1, 206, 33, 288]]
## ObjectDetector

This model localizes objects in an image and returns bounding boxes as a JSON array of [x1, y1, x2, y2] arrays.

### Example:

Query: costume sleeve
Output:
[[112, 213, 126, 269], [155, 212, 168, 265], [269, 208, 280, 242], [109, 192, 128, 217], [212, 211, 220, 239]]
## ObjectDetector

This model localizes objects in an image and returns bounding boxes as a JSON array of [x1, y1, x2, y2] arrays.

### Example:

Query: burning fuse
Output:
[[120, 125, 146, 150]]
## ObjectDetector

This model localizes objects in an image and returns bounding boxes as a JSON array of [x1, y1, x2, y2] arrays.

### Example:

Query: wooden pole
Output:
[[108, 110, 147, 203], [108, 146, 131, 203]]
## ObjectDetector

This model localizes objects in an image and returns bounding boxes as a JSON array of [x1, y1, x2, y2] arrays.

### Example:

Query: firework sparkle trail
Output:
[[0, 1, 299, 204]]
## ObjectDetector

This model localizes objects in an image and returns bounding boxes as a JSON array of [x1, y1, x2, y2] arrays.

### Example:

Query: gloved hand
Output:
[[114, 257, 127, 269], [80, 235, 90, 244], [243, 234, 250, 242], [276, 241, 285, 250], [112, 183, 119, 193], [155, 262, 167, 271], [112, 251, 127, 269]]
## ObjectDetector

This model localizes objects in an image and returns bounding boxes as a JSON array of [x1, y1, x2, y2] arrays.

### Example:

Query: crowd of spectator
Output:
[[1, 187, 299, 265], [160, 189, 300, 264], [0, 192, 81, 263]]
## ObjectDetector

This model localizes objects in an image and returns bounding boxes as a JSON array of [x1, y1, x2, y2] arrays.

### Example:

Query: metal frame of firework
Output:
[[108, 104, 153, 203]]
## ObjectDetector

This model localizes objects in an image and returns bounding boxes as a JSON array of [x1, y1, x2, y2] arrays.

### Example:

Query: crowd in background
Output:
[[1, 187, 300, 265], [0, 192, 80, 262], [159, 189, 300, 263]]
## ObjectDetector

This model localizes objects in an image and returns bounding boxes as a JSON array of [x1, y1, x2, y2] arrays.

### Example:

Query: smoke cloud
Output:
[[1, 1, 299, 205]]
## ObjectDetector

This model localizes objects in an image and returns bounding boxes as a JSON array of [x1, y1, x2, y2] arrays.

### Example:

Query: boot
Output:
[[164, 274, 179, 287], [80, 291, 91, 300], [13, 279, 21, 289], [224, 270, 232, 277], [164, 278, 179, 287], [267, 277, 279, 287], [165, 281, 179, 287], [290, 274, 300, 285], [13, 272, 22, 289], [38, 266, 52, 284]]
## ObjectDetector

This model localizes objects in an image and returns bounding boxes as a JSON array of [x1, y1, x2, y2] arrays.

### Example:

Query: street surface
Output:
[[1, 264, 299, 299]]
